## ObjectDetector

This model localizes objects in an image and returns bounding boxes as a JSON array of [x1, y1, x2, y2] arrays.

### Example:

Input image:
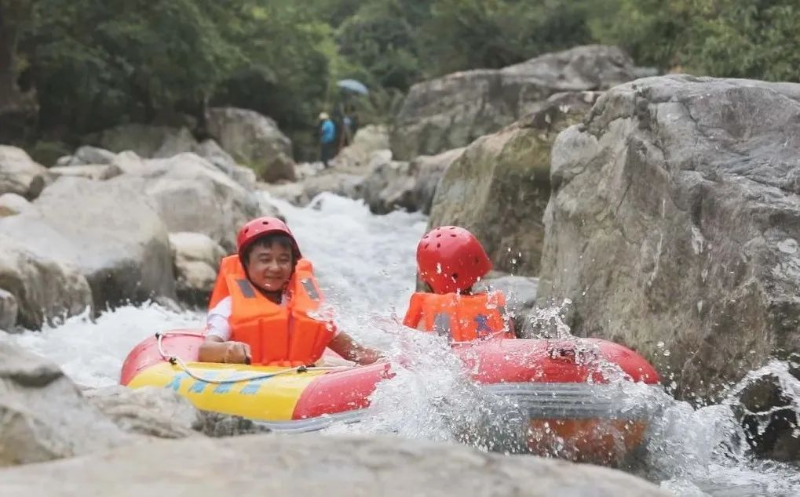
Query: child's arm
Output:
[[199, 336, 251, 363], [328, 332, 383, 365]]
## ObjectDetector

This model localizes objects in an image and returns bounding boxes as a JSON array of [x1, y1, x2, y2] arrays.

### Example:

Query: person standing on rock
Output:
[[403, 226, 515, 341], [199, 216, 382, 365], [318, 112, 336, 168]]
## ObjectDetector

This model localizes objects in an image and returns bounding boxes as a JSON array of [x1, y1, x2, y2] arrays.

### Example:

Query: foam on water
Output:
[[4, 192, 800, 496], [5, 303, 203, 388]]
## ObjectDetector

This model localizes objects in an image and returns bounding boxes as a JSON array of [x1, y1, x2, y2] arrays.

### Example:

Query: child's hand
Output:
[[223, 342, 251, 364]]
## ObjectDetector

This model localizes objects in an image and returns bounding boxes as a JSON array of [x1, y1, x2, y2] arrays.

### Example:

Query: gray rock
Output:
[[110, 150, 149, 175], [122, 153, 263, 252], [73, 146, 116, 166], [87, 124, 193, 159], [355, 158, 413, 214], [357, 147, 465, 215], [207, 107, 296, 183], [0, 340, 130, 467], [0, 433, 671, 496], [0, 176, 175, 312], [169, 232, 226, 306], [729, 361, 800, 461], [0, 239, 93, 330], [0, 193, 33, 217], [0, 146, 48, 200], [84, 386, 200, 439], [428, 92, 597, 275], [263, 172, 365, 207], [392, 45, 638, 160], [231, 164, 258, 191], [538, 75, 800, 401], [0, 289, 18, 331], [195, 139, 237, 176], [152, 127, 199, 158], [333, 125, 391, 170], [48, 164, 122, 181]]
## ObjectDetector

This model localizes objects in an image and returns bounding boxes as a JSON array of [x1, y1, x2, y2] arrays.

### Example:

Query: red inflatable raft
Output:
[[121, 330, 660, 465]]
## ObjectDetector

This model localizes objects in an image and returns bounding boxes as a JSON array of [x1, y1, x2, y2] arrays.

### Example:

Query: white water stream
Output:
[[5, 192, 800, 496]]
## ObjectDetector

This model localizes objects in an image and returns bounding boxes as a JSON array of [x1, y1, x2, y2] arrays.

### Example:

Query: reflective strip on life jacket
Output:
[[403, 291, 513, 342]]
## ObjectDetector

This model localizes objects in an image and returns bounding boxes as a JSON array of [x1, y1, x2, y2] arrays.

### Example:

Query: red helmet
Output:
[[236, 217, 301, 260], [416, 226, 492, 294]]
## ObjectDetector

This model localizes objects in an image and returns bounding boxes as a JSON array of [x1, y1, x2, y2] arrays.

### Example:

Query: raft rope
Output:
[[155, 332, 353, 385]]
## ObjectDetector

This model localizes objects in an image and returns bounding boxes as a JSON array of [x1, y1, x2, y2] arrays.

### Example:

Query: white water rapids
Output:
[[5, 192, 800, 496]]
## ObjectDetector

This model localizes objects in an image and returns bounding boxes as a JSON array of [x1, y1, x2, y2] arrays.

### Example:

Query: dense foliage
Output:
[[1, 0, 799, 159]]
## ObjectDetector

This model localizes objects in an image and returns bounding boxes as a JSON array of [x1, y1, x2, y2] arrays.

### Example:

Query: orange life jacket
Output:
[[207, 255, 335, 366], [402, 291, 513, 342]]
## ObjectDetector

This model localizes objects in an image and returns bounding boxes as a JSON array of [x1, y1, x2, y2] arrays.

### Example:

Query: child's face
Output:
[[246, 242, 293, 292]]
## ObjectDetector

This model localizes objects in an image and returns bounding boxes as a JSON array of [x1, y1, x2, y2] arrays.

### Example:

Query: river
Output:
[[6, 192, 800, 496]]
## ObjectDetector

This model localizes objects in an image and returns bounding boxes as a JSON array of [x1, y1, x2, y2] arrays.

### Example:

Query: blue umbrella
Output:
[[336, 79, 369, 95]]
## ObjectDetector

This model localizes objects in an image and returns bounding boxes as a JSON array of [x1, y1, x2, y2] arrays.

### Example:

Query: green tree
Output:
[[420, 0, 592, 76], [337, 0, 421, 92], [688, 0, 800, 81], [23, 0, 242, 137], [0, 0, 35, 114], [589, 0, 693, 71], [211, 1, 339, 158]]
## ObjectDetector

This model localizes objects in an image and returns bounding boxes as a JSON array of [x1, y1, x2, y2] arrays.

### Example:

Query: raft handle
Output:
[[153, 331, 353, 385]]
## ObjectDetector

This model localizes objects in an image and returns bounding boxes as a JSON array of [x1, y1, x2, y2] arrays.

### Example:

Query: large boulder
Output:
[[357, 148, 465, 215], [169, 232, 226, 306], [84, 386, 200, 439], [0, 146, 48, 199], [0, 289, 18, 331], [0, 433, 670, 496], [392, 45, 638, 160], [0, 193, 33, 217], [56, 145, 116, 167], [82, 127, 256, 188], [538, 75, 800, 399], [207, 107, 296, 183], [122, 153, 265, 252], [731, 361, 800, 462], [86, 124, 197, 159], [48, 164, 122, 181], [194, 139, 237, 176], [429, 92, 597, 275], [409, 148, 466, 215], [355, 157, 413, 214], [0, 239, 93, 330], [333, 125, 391, 170], [109, 151, 150, 175], [0, 176, 175, 311], [262, 171, 365, 207], [0, 340, 130, 467]]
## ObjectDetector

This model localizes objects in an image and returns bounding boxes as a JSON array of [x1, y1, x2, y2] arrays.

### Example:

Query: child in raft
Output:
[[199, 216, 382, 366], [402, 226, 515, 342]]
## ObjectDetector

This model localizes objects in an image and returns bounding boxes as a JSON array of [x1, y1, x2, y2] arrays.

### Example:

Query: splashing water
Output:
[[324, 320, 528, 453], [4, 193, 800, 496]]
